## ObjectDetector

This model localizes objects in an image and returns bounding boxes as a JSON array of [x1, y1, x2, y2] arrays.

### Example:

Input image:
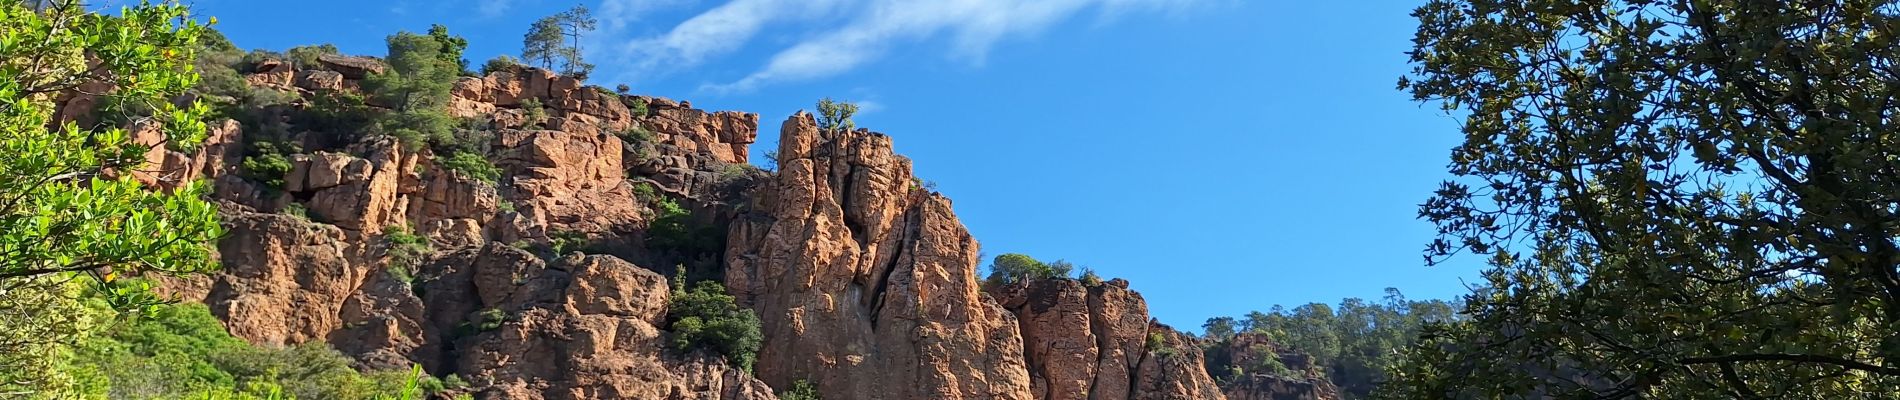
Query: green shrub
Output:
[[546, 231, 592, 257], [618, 124, 654, 145], [1078, 268, 1103, 287], [815, 97, 858, 133], [715, 163, 750, 183], [381, 110, 455, 151], [285, 44, 340, 70], [629, 97, 649, 117], [239, 141, 296, 191], [1147, 332, 1174, 357], [183, 31, 250, 120], [982, 254, 1066, 287], [480, 55, 521, 76], [69, 303, 442, 399], [521, 98, 548, 128], [443, 374, 467, 389], [434, 152, 501, 183], [667, 269, 763, 372], [619, 124, 656, 163], [1250, 344, 1295, 377], [296, 92, 378, 147], [779, 379, 821, 400], [283, 203, 310, 221], [365, 27, 464, 150], [615, 84, 631, 95], [384, 225, 431, 282], [648, 198, 723, 256], [497, 200, 516, 214], [1046, 260, 1076, 277], [240, 49, 285, 72], [477, 308, 507, 332], [242, 87, 297, 109], [633, 183, 659, 203]]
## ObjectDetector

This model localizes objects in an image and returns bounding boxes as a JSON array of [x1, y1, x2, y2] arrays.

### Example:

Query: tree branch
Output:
[[1679, 353, 1900, 376]]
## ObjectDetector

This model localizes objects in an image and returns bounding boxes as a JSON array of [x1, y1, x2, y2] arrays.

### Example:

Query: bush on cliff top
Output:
[[981, 253, 1072, 287]]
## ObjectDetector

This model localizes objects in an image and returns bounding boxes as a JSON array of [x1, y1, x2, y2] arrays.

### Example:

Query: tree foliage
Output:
[[667, 268, 763, 372], [364, 25, 465, 150], [1387, 0, 1900, 397], [480, 54, 521, 76], [67, 302, 440, 399], [815, 97, 858, 134], [285, 43, 339, 70], [435, 151, 501, 183], [0, 1, 226, 391], [1208, 289, 1459, 398], [779, 379, 821, 400], [521, 6, 596, 78], [981, 253, 1076, 287], [647, 197, 724, 258]]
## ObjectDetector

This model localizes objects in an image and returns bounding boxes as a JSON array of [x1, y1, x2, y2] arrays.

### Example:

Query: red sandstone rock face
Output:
[[286, 139, 420, 234], [131, 58, 1273, 400], [421, 247, 776, 400], [449, 67, 757, 165], [1132, 325, 1227, 400], [137, 61, 777, 399], [129, 118, 244, 191], [724, 113, 1034, 400], [990, 278, 1231, 400], [491, 129, 642, 241], [317, 54, 384, 79], [173, 211, 369, 346]]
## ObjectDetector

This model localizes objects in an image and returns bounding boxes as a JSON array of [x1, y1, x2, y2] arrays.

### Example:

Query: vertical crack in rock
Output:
[[725, 112, 1032, 399]]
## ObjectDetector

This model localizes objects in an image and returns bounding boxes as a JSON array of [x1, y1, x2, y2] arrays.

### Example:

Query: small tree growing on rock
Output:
[[480, 55, 521, 76], [982, 253, 1067, 287], [364, 24, 466, 150], [521, 5, 596, 78], [815, 97, 858, 134]]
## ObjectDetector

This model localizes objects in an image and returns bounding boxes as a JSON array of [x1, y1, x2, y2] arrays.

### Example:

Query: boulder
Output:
[[318, 54, 385, 79]]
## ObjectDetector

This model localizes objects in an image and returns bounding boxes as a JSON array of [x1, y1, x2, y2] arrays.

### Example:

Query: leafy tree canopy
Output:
[[0, 2, 226, 390], [1385, 0, 1900, 398], [815, 97, 858, 134], [1209, 289, 1459, 398], [982, 253, 1072, 287], [521, 6, 595, 78]]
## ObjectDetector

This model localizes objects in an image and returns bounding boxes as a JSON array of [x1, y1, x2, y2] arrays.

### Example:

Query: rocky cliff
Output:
[[111, 55, 1330, 400], [986, 278, 1224, 400]]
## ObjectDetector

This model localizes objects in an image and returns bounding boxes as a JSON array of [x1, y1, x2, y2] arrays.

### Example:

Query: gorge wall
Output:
[[108, 55, 1337, 400]]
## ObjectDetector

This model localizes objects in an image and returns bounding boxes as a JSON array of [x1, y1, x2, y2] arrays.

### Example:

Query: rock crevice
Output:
[[724, 112, 1033, 400]]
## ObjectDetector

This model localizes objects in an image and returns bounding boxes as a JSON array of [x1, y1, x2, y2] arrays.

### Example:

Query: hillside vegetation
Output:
[[2, 0, 1895, 399]]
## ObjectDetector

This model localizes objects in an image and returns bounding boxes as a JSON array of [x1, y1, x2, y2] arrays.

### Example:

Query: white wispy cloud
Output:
[[597, 0, 1202, 91], [708, 0, 1203, 92], [606, 0, 849, 77]]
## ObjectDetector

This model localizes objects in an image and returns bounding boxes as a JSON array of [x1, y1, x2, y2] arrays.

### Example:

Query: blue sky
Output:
[[188, 0, 1485, 330]]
